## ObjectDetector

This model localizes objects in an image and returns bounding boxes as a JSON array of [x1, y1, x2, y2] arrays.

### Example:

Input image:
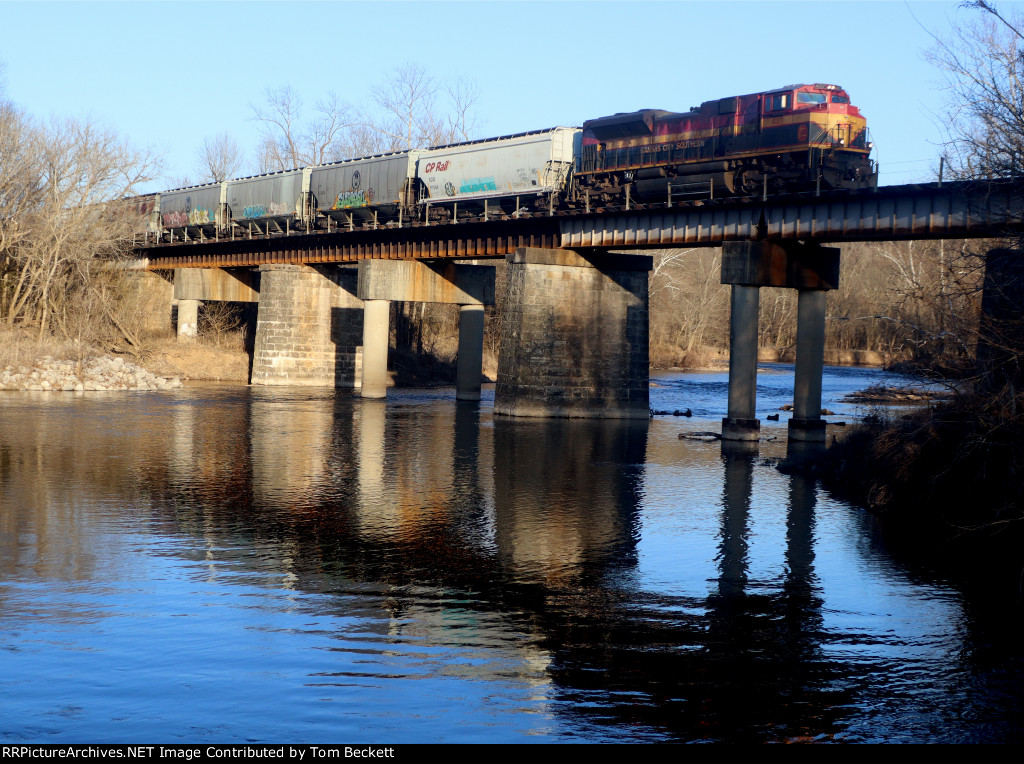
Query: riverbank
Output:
[[0, 325, 250, 390], [810, 393, 1024, 588], [650, 345, 894, 372]]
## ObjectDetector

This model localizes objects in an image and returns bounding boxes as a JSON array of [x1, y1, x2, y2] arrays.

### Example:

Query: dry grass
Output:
[[650, 343, 727, 370], [0, 324, 98, 369], [145, 338, 249, 382], [0, 324, 249, 382]]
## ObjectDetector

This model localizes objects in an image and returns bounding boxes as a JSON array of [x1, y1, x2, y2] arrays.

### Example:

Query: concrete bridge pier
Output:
[[720, 241, 839, 443], [174, 266, 261, 344], [789, 289, 829, 443], [176, 299, 200, 340], [456, 304, 486, 402], [359, 299, 391, 399], [723, 284, 761, 441], [494, 247, 652, 419], [356, 259, 496, 400]]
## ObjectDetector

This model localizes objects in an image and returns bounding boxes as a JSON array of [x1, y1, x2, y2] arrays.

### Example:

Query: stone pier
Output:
[[494, 247, 651, 419], [356, 259, 496, 400], [720, 240, 839, 443], [978, 248, 1024, 396], [250, 264, 364, 387]]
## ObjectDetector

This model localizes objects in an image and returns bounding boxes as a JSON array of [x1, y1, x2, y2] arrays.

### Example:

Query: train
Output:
[[142, 82, 875, 244]]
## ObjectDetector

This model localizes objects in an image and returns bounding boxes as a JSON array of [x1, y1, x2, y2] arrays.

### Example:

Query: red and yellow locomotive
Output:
[[574, 83, 875, 204]]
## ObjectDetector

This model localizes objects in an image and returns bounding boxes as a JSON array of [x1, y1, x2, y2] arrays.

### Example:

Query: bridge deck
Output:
[[139, 180, 1024, 269]]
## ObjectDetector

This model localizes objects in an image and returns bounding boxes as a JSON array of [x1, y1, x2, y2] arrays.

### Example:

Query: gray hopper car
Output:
[[416, 127, 578, 220], [159, 183, 223, 241], [149, 126, 582, 241], [227, 169, 305, 235], [309, 151, 419, 228]]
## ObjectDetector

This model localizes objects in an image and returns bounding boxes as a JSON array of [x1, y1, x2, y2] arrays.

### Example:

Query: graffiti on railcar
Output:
[[162, 210, 188, 227], [459, 177, 497, 194], [133, 199, 155, 216], [333, 189, 374, 209], [162, 208, 215, 227], [241, 202, 292, 219], [514, 168, 539, 187]]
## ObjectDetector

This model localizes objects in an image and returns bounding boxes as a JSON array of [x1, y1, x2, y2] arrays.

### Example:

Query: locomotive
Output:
[[147, 83, 874, 243], [576, 82, 874, 204]]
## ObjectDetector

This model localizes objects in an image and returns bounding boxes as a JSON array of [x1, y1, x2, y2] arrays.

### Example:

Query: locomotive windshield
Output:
[[797, 92, 826, 105], [831, 95, 850, 104]]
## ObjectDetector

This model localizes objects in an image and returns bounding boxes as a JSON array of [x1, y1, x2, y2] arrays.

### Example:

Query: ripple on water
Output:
[[0, 369, 1020, 742]]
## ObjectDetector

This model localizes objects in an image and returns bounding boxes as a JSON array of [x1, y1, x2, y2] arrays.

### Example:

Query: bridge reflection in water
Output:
[[0, 384, 1014, 742], [160, 392, 846, 739]]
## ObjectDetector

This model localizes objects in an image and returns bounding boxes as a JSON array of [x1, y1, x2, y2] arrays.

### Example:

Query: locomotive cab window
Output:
[[831, 95, 850, 104], [767, 93, 789, 111], [797, 92, 826, 105]]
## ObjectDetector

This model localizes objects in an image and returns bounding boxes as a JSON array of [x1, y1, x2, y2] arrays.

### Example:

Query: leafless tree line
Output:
[[0, 85, 159, 354], [928, 1, 1024, 180], [925, 4, 1024, 398], [180, 63, 482, 186], [645, 240, 985, 371]]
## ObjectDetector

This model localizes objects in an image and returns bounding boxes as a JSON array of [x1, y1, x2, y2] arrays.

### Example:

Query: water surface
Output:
[[1, 365, 1021, 743]]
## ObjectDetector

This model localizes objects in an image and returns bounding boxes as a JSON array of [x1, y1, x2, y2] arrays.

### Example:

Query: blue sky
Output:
[[0, 1, 1007, 191]]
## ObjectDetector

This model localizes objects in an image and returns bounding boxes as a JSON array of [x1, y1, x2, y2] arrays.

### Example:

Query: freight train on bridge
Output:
[[137, 83, 875, 245]]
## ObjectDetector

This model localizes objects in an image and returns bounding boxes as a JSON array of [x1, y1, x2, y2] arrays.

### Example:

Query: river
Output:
[[1, 364, 1022, 743]]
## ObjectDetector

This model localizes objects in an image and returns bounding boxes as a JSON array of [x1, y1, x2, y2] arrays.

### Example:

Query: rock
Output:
[[0, 354, 188, 394]]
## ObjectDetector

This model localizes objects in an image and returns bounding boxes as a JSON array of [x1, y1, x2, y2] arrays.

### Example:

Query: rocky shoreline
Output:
[[0, 356, 182, 392]]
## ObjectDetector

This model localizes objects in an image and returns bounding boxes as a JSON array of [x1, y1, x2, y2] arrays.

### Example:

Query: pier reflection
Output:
[[0, 386, 991, 742], [492, 418, 646, 583]]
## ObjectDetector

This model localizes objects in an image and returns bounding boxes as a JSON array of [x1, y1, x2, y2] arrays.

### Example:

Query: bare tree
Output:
[[0, 113, 158, 343], [250, 86, 354, 170], [247, 66, 481, 172], [0, 100, 40, 273], [368, 63, 482, 150], [927, 1, 1024, 178], [444, 76, 482, 144], [648, 248, 730, 366], [369, 63, 442, 150], [197, 132, 244, 182], [923, 1, 1024, 386]]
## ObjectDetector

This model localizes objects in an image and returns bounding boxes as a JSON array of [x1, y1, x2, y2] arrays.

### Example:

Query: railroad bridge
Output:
[[134, 179, 1024, 441]]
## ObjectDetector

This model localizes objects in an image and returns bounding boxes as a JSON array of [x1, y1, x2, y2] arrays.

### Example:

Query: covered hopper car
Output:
[[144, 82, 874, 243]]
